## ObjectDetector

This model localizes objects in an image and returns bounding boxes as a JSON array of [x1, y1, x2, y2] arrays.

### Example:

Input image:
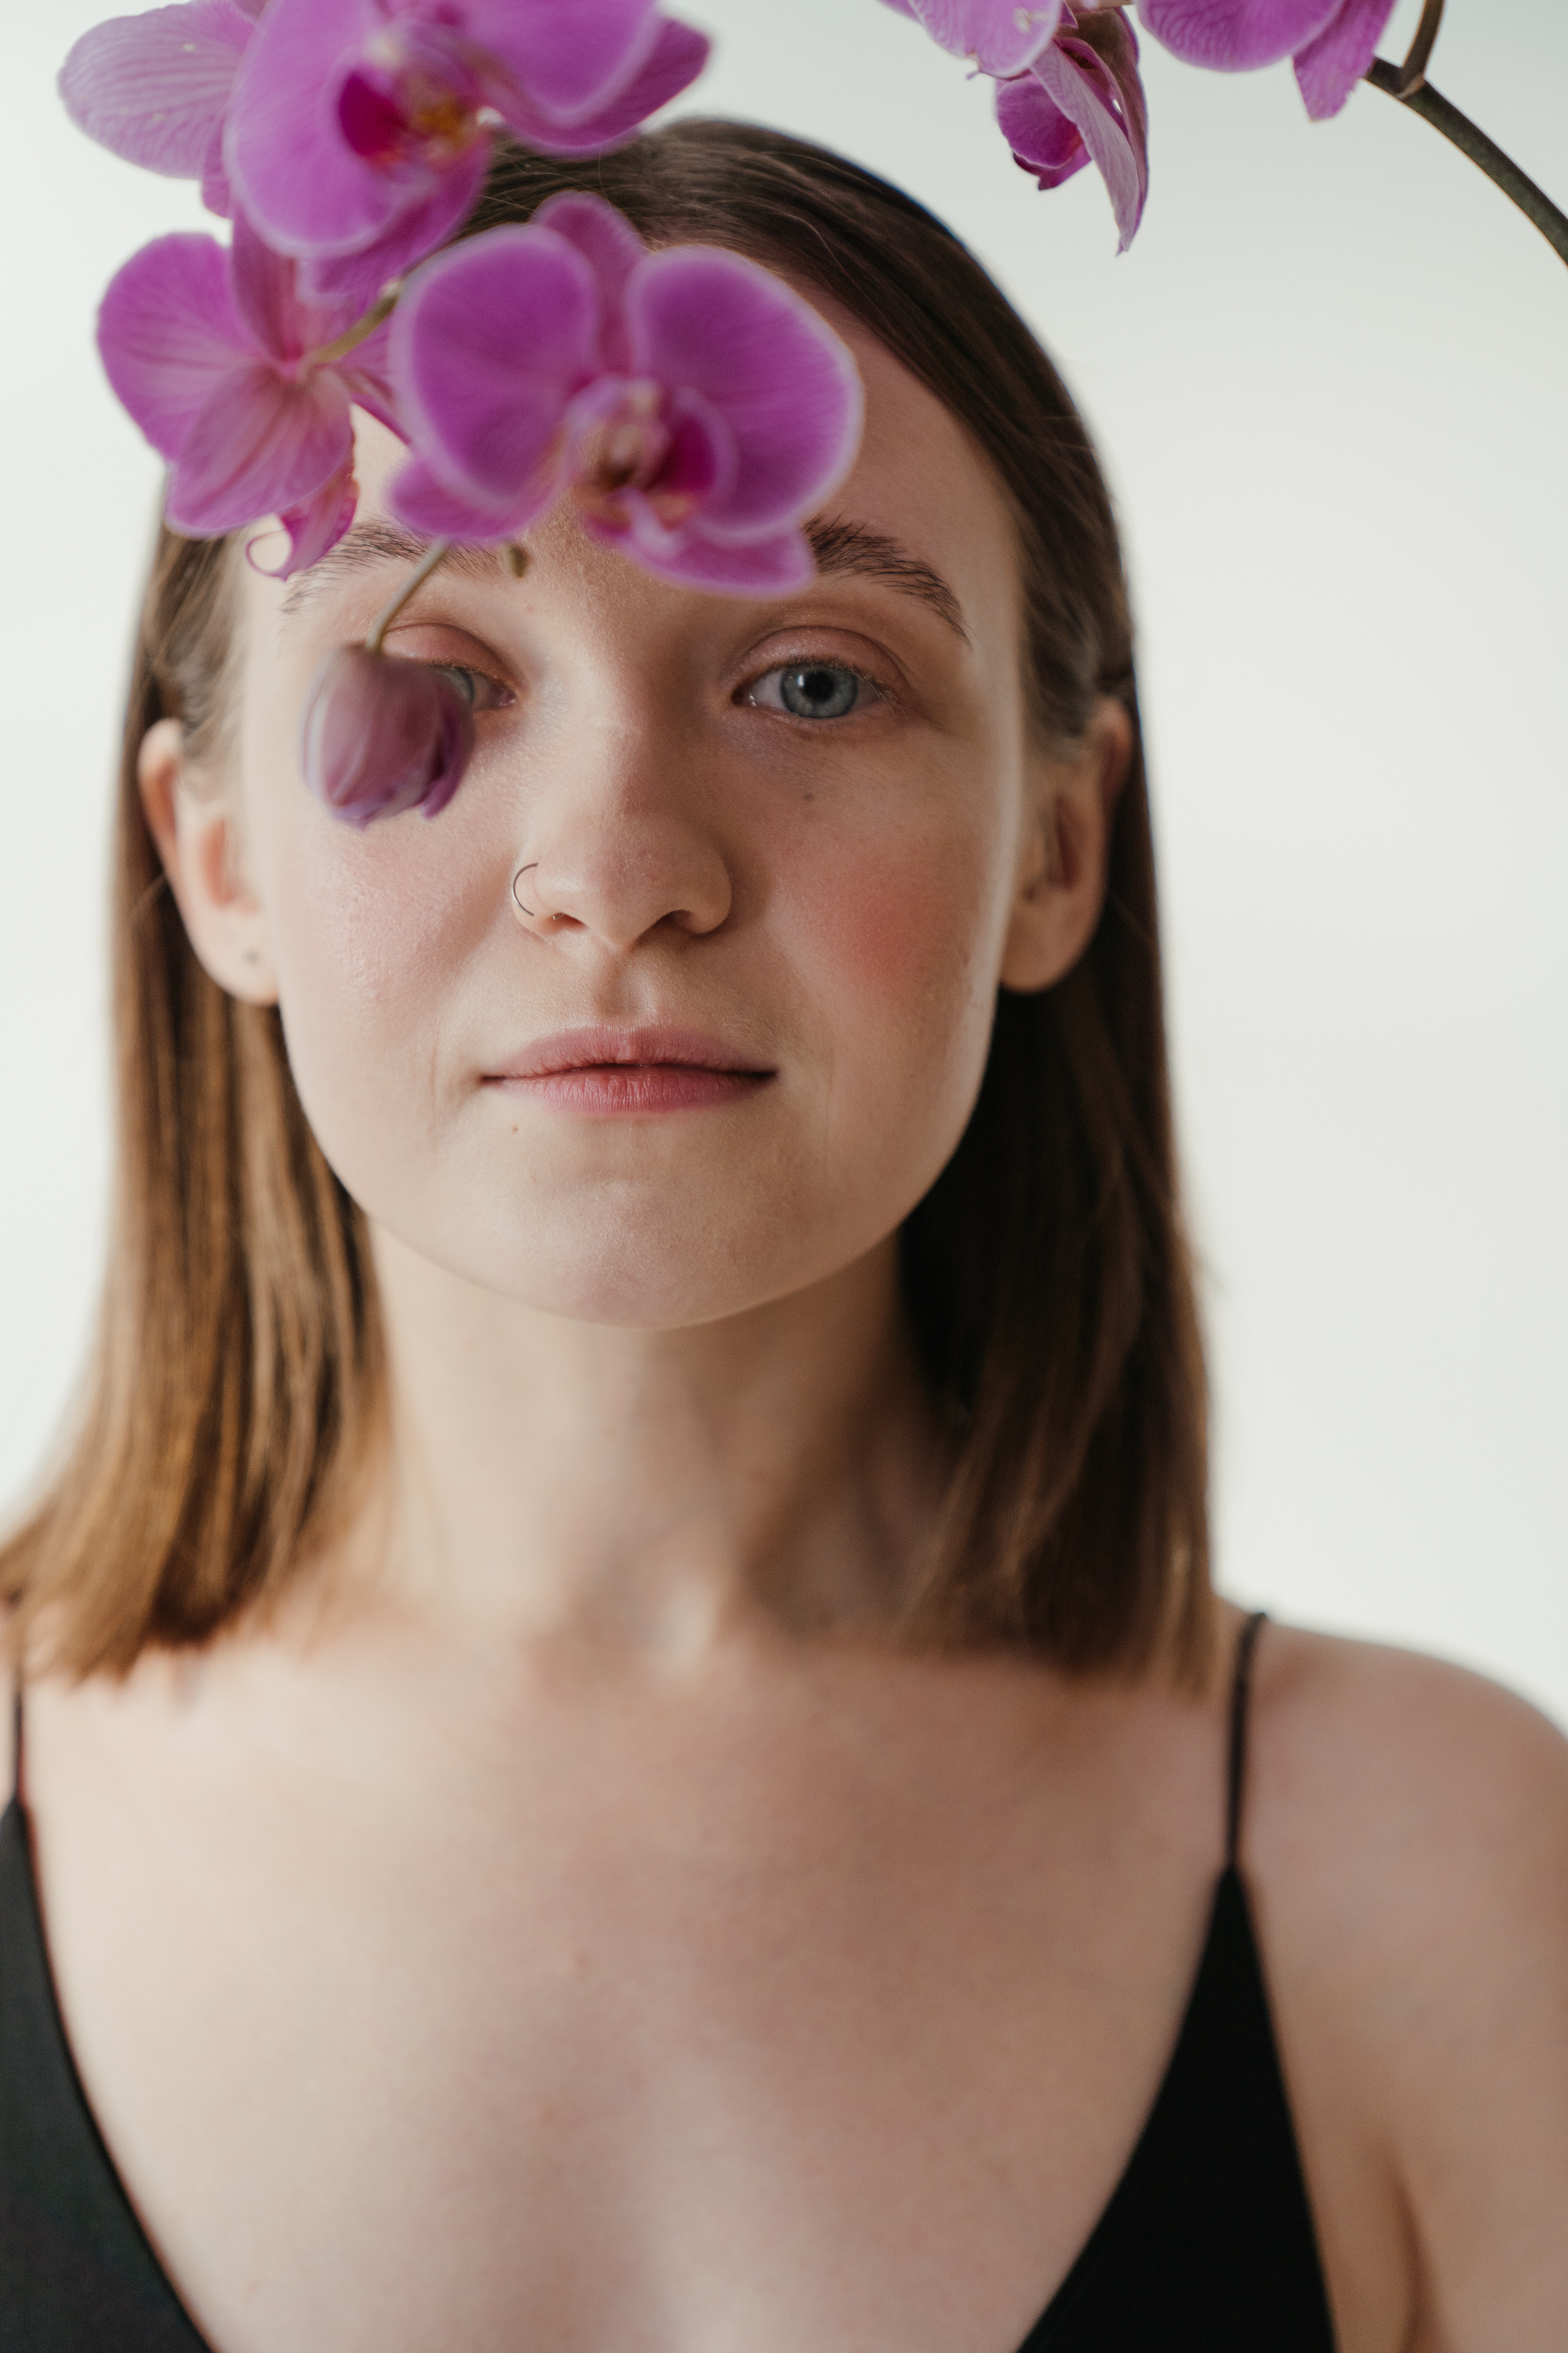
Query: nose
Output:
[[509, 713, 733, 951]]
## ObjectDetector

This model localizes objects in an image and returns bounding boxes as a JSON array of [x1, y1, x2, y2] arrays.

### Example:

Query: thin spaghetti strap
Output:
[[10, 1674, 24, 1812], [1225, 1610, 1268, 1868]]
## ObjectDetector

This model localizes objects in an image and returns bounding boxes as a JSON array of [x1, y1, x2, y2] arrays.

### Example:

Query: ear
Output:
[[137, 717, 278, 1006], [999, 696, 1132, 995]]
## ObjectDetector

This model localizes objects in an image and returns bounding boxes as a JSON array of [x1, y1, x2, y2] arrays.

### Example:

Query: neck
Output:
[[345, 1226, 946, 1663]]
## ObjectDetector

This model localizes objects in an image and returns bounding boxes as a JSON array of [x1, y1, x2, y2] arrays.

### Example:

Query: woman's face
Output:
[[161, 323, 1116, 1328]]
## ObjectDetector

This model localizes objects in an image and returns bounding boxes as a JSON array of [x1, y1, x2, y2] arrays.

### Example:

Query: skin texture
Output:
[[14, 325, 1568, 2353]]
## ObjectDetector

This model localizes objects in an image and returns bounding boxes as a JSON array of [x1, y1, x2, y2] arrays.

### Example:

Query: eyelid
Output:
[[738, 651, 897, 714]]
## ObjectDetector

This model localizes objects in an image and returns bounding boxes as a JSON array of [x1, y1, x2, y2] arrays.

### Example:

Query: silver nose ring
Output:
[[511, 863, 539, 919]]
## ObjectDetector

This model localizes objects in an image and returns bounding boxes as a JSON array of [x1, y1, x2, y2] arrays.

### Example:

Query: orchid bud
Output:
[[299, 645, 474, 828]]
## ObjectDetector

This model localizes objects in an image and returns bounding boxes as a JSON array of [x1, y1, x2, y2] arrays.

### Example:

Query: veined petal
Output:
[[996, 69, 1089, 189], [338, 325, 407, 444], [585, 506, 817, 595], [59, 0, 253, 178], [532, 192, 647, 372], [167, 362, 353, 534], [1293, 0, 1397, 118], [296, 145, 490, 311], [626, 249, 863, 540], [492, 17, 710, 157], [228, 206, 315, 363], [1138, 0, 1337, 71], [464, 0, 660, 124], [251, 458, 361, 577], [387, 454, 544, 541], [200, 122, 233, 214], [1025, 17, 1148, 249], [97, 232, 251, 462], [390, 226, 600, 508], [898, 0, 1064, 73], [227, 0, 405, 256]]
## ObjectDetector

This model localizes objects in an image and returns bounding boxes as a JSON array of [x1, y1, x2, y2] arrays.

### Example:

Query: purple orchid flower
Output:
[[97, 210, 402, 574], [223, 0, 710, 309], [874, 0, 1065, 77], [1138, 0, 1399, 121], [996, 5, 1149, 251], [385, 193, 864, 594], [58, 0, 265, 216], [300, 643, 474, 824]]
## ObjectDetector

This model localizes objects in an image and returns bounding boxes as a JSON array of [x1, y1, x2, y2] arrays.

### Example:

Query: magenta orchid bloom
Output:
[[997, 5, 1148, 251], [1139, 0, 1398, 121], [874, 0, 1065, 77], [97, 211, 401, 574], [386, 194, 864, 594], [59, 0, 265, 216], [224, 0, 709, 309], [300, 643, 474, 824]]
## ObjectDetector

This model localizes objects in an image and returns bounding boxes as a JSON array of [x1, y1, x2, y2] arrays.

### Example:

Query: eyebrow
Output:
[[279, 520, 504, 612], [281, 513, 969, 640], [805, 516, 969, 641]]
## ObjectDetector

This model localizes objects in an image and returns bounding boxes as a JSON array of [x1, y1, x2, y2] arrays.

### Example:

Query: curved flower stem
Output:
[[304, 280, 405, 370], [365, 538, 453, 655], [1385, 0, 1445, 97], [1364, 61, 1568, 269]]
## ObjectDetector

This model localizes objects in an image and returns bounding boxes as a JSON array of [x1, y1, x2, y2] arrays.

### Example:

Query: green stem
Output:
[[304, 280, 404, 370], [365, 538, 453, 655], [1385, 0, 1445, 96], [1364, 63, 1568, 269]]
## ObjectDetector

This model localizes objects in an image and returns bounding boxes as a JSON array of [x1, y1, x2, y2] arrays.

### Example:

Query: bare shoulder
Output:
[[1245, 1621, 1568, 2346]]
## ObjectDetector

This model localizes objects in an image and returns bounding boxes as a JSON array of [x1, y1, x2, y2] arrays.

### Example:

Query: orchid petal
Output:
[[996, 71, 1089, 189], [889, 0, 1064, 74], [338, 325, 407, 444], [462, 0, 659, 124], [387, 456, 536, 541], [167, 363, 352, 536], [97, 232, 250, 461], [227, 206, 316, 364], [1138, 0, 1337, 71], [226, 0, 407, 256], [492, 17, 710, 156], [583, 508, 817, 595], [1292, 0, 1397, 118], [251, 458, 361, 577], [59, 0, 253, 179], [296, 145, 490, 311], [625, 249, 863, 541], [200, 122, 233, 215], [390, 226, 600, 510], [532, 193, 647, 372], [1018, 17, 1148, 249], [300, 645, 474, 826]]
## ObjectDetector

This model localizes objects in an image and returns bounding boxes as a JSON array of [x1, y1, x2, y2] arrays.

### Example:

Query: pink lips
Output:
[[484, 1027, 775, 1115]]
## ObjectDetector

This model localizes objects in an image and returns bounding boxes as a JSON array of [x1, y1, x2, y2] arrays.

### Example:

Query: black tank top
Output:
[[0, 1613, 1336, 2350]]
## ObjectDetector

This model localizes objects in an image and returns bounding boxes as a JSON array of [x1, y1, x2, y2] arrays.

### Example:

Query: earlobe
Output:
[[136, 717, 279, 1006], [998, 696, 1132, 996]]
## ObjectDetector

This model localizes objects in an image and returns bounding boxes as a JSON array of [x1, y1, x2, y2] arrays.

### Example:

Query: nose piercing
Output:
[[511, 862, 539, 919]]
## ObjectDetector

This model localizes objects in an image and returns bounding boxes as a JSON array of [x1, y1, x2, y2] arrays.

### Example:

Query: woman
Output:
[[2, 122, 1565, 2351]]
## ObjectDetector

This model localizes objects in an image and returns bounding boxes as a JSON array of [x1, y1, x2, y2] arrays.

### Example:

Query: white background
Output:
[[3, 3, 1565, 1718]]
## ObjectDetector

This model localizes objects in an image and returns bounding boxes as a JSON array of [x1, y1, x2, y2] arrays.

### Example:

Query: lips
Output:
[[483, 1026, 775, 1113]]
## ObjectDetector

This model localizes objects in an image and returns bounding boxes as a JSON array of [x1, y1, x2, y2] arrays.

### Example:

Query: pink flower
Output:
[[386, 194, 865, 594], [58, 0, 265, 216], [996, 5, 1148, 251], [1139, 0, 1398, 122], [300, 644, 474, 824], [872, 0, 1065, 75], [224, 0, 710, 308], [96, 211, 401, 573]]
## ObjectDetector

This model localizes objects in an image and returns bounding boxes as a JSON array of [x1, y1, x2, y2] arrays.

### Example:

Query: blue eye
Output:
[[429, 664, 512, 715], [749, 662, 874, 721]]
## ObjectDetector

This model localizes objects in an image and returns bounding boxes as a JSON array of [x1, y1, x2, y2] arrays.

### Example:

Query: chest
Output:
[[28, 1691, 1227, 2353]]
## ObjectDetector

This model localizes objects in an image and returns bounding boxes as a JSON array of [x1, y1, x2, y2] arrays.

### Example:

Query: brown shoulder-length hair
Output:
[[2, 121, 1210, 1682]]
